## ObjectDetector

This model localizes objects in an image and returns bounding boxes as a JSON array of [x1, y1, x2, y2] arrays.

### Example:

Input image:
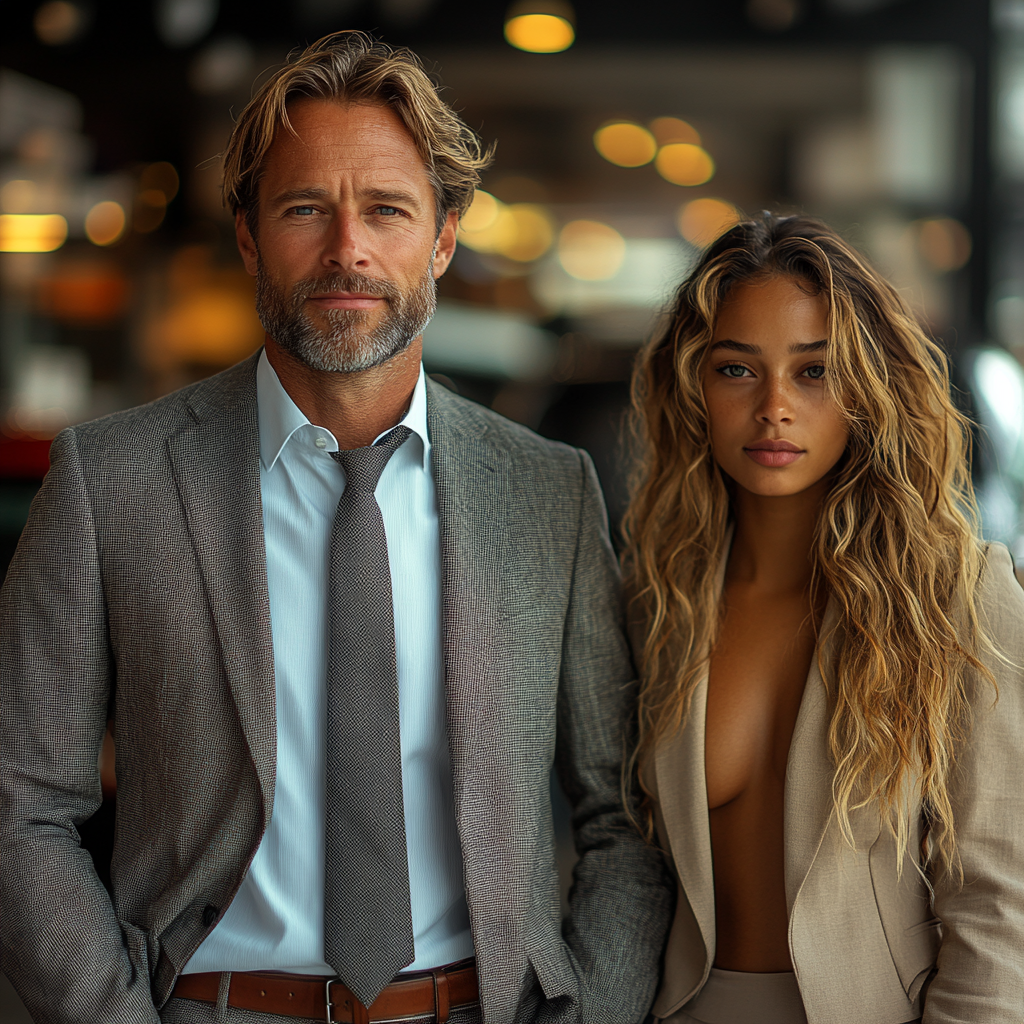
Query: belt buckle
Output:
[[324, 977, 338, 1024]]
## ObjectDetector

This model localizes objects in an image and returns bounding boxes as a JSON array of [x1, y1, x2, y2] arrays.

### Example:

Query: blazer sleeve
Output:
[[548, 449, 674, 1024], [0, 429, 161, 1024], [925, 543, 1024, 1024]]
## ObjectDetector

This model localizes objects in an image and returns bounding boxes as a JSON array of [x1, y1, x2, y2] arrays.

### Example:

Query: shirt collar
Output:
[[256, 348, 431, 473]]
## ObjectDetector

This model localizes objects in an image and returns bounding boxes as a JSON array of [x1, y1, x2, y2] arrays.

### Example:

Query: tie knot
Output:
[[331, 425, 412, 493]]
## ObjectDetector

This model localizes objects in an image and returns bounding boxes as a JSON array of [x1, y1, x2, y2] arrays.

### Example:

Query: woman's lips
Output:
[[743, 440, 804, 467]]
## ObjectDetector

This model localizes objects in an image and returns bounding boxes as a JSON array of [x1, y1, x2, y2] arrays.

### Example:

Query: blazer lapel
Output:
[[655, 672, 716, 957], [653, 533, 733, 965], [784, 597, 839, 915], [166, 355, 277, 825]]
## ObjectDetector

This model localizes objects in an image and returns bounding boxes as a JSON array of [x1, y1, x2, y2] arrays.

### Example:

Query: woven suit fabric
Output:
[[324, 425, 414, 1008]]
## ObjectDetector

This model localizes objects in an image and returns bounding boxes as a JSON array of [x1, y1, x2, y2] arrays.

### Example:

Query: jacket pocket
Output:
[[525, 935, 578, 1003]]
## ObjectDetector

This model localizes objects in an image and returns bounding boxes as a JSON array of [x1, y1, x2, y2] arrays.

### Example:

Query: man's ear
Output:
[[431, 210, 459, 280], [235, 209, 259, 277]]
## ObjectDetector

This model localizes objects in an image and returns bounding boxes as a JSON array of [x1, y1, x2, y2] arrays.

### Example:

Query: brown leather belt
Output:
[[171, 960, 479, 1023]]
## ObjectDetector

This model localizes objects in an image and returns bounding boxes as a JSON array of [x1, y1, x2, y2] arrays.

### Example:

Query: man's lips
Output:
[[743, 439, 804, 467], [307, 293, 384, 310]]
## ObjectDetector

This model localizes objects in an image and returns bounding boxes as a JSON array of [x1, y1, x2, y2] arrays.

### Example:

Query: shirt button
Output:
[[315, 437, 327, 449]]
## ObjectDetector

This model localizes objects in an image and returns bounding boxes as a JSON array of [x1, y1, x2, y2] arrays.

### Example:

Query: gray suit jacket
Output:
[[0, 353, 672, 1024]]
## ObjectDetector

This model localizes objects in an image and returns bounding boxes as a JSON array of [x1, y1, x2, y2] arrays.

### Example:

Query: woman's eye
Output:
[[719, 364, 751, 378], [803, 364, 826, 380]]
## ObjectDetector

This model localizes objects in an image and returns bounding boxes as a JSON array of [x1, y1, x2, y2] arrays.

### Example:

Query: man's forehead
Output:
[[261, 98, 432, 192]]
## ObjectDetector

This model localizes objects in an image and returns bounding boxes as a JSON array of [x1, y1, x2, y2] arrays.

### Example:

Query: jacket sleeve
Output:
[[548, 449, 674, 1024], [924, 543, 1024, 1023], [0, 428, 161, 1024]]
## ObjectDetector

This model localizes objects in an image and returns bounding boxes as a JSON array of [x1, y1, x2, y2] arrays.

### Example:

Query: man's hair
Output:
[[222, 30, 493, 233]]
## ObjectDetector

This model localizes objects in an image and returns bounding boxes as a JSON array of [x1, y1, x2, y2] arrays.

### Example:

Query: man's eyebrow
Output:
[[708, 339, 828, 354], [266, 186, 423, 209], [364, 188, 422, 208], [268, 186, 333, 205]]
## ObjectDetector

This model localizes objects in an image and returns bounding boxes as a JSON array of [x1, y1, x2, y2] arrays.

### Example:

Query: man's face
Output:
[[235, 98, 458, 373]]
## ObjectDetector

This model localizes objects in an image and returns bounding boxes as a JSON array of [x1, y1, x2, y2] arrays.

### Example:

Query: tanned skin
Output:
[[234, 98, 458, 450], [700, 276, 848, 972]]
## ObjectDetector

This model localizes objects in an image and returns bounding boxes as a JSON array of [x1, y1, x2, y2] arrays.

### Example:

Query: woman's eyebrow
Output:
[[707, 339, 827, 354]]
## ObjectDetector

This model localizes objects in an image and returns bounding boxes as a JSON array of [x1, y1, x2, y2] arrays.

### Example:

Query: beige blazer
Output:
[[646, 542, 1024, 1024]]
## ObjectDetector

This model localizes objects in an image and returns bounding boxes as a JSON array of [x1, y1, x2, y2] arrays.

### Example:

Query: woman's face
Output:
[[701, 274, 849, 499]]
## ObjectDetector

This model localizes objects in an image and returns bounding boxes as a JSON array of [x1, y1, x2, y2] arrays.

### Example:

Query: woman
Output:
[[623, 214, 1024, 1024]]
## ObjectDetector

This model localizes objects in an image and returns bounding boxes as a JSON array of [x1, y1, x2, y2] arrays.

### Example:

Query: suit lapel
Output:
[[655, 672, 716, 956], [424, 379, 512, 831], [784, 598, 840, 914], [166, 355, 277, 825], [654, 534, 733, 963]]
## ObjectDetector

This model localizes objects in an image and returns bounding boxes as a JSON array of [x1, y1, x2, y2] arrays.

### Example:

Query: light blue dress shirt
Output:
[[184, 350, 474, 975]]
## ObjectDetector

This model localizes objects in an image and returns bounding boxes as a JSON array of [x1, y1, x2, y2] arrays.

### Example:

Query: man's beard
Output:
[[254, 258, 437, 374]]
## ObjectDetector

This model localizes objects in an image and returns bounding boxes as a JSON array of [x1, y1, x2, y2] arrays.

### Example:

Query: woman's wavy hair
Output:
[[222, 30, 493, 235], [623, 212, 993, 872]]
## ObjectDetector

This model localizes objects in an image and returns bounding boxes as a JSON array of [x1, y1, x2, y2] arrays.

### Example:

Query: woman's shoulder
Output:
[[975, 541, 1024, 688]]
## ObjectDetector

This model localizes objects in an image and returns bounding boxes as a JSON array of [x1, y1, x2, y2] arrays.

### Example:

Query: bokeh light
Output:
[[0, 214, 68, 253], [460, 190, 501, 233], [650, 117, 701, 147], [557, 220, 626, 280], [678, 198, 741, 247], [656, 143, 715, 186], [504, 14, 575, 53], [140, 162, 180, 203], [85, 201, 127, 246], [459, 193, 554, 262], [594, 122, 658, 168], [915, 217, 971, 272], [34, 1, 85, 45]]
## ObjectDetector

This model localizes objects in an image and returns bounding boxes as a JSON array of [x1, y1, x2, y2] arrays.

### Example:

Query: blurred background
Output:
[[1, 0, 1023, 1015]]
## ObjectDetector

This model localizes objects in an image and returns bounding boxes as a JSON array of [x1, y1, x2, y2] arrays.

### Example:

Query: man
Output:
[[0, 31, 671, 1024]]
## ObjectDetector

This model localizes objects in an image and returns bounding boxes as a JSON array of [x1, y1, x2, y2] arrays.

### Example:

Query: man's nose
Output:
[[755, 375, 795, 425], [321, 210, 371, 272]]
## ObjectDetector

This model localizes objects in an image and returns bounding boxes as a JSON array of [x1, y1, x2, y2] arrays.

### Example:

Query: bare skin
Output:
[[701, 276, 848, 972], [234, 98, 458, 449]]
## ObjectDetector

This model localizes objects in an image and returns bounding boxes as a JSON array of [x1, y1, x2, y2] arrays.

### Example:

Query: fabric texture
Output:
[[659, 968, 806, 1024], [324, 425, 415, 1006], [643, 541, 1024, 1024], [0, 351, 674, 1024], [187, 355, 470, 975]]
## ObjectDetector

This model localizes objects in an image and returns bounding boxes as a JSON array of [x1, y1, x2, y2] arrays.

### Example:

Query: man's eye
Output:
[[719, 364, 751, 378], [375, 206, 402, 216], [290, 206, 317, 216], [804, 365, 826, 379]]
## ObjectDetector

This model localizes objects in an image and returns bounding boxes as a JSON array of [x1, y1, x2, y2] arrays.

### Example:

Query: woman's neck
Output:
[[727, 480, 829, 595]]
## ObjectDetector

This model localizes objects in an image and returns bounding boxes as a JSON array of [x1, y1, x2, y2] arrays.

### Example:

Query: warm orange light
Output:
[[0, 214, 68, 253], [460, 190, 501, 233], [140, 162, 180, 203], [459, 195, 553, 262], [915, 218, 971, 272], [678, 198, 741, 247], [558, 220, 626, 280], [650, 117, 701, 147], [594, 122, 657, 168], [85, 201, 127, 246], [656, 143, 715, 186], [505, 14, 575, 52]]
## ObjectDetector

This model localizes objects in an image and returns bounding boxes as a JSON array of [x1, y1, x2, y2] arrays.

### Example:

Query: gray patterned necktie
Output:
[[324, 424, 414, 1009]]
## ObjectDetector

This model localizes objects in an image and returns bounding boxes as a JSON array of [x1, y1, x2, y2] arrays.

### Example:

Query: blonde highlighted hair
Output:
[[222, 30, 493, 232], [624, 213, 993, 871]]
